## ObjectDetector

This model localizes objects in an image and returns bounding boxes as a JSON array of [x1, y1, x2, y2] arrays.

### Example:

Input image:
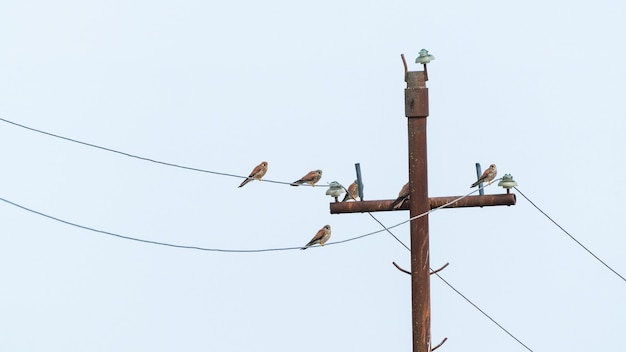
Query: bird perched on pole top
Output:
[[301, 225, 331, 250], [291, 169, 322, 187], [415, 49, 435, 64], [391, 182, 410, 210], [326, 181, 346, 202], [342, 180, 359, 202], [471, 164, 497, 188], [238, 161, 268, 188]]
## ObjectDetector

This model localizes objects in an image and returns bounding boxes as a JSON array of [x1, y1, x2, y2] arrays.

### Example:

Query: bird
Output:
[[290, 169, 322, 187], [341, 180, 359, 202], [325, 181, 345, 202], [391, 182, 410, 210], [415, 49, 435, 64], [471, 164, 497, 188], [301, 225, 331, 250], [238, 161, 268, 188]]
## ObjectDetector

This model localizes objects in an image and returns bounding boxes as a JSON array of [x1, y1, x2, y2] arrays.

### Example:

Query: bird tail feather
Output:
[[238, 178, 252, 188]]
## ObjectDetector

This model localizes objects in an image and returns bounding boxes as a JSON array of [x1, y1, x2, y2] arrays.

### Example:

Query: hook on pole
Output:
[[393, 262, 450, 276], [431, 337, 448, 351], [392, 261, 411, 275], [430, 263, 449, 275]]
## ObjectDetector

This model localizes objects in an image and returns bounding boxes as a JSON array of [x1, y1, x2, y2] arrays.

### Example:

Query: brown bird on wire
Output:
[[238, 161, 268, 188], [301, 225, 332, 250], [290, 169, 322, 187]]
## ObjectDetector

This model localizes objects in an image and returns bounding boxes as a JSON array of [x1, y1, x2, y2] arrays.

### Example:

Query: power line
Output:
[[515, 186, 626, 283], [364, 183, 624, 350], [0, 196, 301, 253], [331, 186, 491, 247], [365, 199, 534, 352], [367, 212, 410, 250], [0, 116, 565, 349], [2, 189, 534, 351], [0, 117, 325, 188], [0, 185, 489, 253], [0, 118, 533, 351], [363, 185, 489, 250], [431, 271, 534, 352], [0, 194, 426, 253], [4, 184, 532, 349]]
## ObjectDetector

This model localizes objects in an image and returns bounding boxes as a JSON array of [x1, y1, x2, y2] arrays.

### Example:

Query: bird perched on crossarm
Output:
[[341, 180, 359, 202], [301, 225, 331, 250], [471, 164, 497, 188], [238, 161, 268, 188], [291, 169, 322, 187], [391, 182, 410, 210]]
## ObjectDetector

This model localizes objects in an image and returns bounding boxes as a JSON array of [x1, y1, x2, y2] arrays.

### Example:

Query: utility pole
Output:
[[329, 60, 516, 352]]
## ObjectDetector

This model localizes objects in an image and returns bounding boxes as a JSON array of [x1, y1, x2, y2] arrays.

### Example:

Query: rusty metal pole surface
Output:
[[329, 194, 516, 213], [405, 70, 430, 352]]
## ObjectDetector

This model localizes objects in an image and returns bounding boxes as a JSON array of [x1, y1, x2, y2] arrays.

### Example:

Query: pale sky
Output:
[[1, 1, 625, 351]]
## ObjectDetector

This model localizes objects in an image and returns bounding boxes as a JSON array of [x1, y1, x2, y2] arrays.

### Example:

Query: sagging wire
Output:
[[0, 117, 326, 188]]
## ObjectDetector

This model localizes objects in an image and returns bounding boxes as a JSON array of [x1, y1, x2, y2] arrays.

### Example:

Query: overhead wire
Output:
[[0, 184, 489, 253], [0, 117, 325, 187], [367, 212, 410, 251], [0, 194, 426, 252], [365, 183, 534, 352], [1, 178, 533, 351], [2, 183, 534, 351], [0, 196, 301, 253], [514, 186, 626, 283], [328, 185, 490, 247], [3, 116, 606, 348], [430, 271, 534, 352], [0, 117, 493, 252]]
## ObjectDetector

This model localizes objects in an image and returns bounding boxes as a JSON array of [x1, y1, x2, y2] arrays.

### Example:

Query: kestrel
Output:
[[326, 181, 345, 202], [471, 164, 497, 188], [301, 225, 331, 250], [415, 49, 435, 64], [341, 180, 359, 202], [290, 169, 322, 187], [391, 182, 410, 210], [238, 161, 268, 188]]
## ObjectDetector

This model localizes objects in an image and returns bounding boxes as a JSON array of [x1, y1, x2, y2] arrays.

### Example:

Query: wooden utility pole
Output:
[[329, 62, 516, 352]]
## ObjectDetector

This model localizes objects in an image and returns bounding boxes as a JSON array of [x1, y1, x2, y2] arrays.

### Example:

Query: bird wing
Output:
[[302, 170, 318, 182], [311, 228, 327, 242], [391, 183, 410, 208], [341, 182, 357, 201], [471, 167, 495, 187], [249, 162, 266, 178], [397, 183, 410, 197]]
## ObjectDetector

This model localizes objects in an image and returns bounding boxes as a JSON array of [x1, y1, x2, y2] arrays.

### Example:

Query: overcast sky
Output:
[[1, 1, 625, 351]]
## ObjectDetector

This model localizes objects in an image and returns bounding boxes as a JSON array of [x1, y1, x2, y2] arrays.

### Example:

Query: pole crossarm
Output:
[[330, 193, 516, 214]]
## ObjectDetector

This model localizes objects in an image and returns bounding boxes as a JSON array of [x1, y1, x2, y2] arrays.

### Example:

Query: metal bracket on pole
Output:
[[475, 163, 485, 196], [355, 163, 364, 201], [393, 262, 450, 276]]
